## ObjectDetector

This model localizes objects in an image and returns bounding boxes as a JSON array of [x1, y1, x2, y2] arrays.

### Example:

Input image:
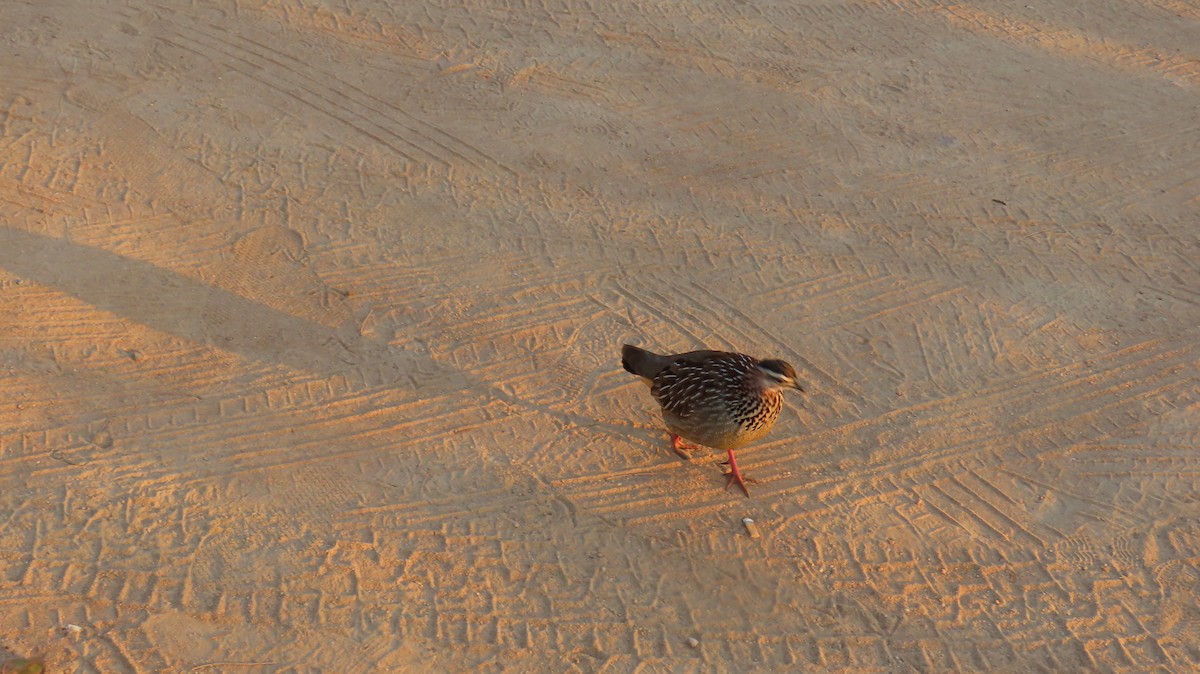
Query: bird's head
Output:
[[757, 359, 805, 392]]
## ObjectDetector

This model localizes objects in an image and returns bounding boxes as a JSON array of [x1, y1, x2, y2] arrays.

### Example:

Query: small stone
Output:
[[687, 637, 700, 649]]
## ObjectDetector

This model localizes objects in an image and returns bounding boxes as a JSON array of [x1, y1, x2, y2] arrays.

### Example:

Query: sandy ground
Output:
[[1, 0, 1198, 671]]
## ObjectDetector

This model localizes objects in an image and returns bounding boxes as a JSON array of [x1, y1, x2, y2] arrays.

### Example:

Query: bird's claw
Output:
[[670, 434, 698, 460], [720, 464, 758, 481], [720, 452, 754, 497], [723, 471, 754, 497]]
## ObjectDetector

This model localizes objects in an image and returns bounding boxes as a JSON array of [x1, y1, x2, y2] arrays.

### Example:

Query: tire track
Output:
[[71, 90, 234, 219], [611, 278, 710, 348], [678, 277, 870, 408], [567, 262, 1195, 529], [241, 12, 518, 181], [897, 0, 1200, 88], [555, 336, 1195, 537], [787, 339, 1197, 491], [154, 14, 517, 179], [161, 33, 429, 169]]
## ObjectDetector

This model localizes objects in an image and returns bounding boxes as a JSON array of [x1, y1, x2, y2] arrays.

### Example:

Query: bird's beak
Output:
[[793, 381, 806, 393]]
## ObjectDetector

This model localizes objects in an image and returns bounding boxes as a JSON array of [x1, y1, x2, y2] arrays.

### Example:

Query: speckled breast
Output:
[[662, 388, 783, 451]]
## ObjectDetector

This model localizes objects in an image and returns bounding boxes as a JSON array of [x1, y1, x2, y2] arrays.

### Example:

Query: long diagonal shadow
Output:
[[0, 226, 469, 396], [0, 226, 639, 444]]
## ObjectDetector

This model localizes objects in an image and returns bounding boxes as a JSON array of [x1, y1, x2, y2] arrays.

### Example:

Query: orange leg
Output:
[[670, 434, 697, 460], [722, 449, 752, 497]]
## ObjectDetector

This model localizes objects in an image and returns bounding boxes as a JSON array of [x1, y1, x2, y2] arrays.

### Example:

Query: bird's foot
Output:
[[670, 434, 698, 460], [720, 450, 754, 497]]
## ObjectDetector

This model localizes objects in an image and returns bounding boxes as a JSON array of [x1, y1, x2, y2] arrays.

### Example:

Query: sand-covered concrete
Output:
[[1, 0, 1198, 671]]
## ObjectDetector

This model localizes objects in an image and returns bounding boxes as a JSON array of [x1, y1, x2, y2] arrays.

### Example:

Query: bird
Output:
[[621, 344, 805, 496]]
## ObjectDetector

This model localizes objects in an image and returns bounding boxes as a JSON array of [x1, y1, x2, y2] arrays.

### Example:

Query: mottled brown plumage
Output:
[[622, 344, 805, 496]]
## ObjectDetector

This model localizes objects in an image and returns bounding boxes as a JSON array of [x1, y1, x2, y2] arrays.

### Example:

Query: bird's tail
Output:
[[622, 344, 668, 380]]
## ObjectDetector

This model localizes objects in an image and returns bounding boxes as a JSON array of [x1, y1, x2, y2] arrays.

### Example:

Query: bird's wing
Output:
[[651, 353, 726, 418]]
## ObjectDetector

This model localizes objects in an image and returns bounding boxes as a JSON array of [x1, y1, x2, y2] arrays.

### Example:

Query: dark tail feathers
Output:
[[622, 344, 667, 379]]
